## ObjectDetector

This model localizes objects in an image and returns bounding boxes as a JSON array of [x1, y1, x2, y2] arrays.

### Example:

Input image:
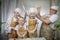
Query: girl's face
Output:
[[29, 13, 35, 19], [14, 11, 20, 18], [19, 18, 25, 25]]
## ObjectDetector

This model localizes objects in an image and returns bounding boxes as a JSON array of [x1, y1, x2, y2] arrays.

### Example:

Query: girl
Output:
[[26, 8, 38, 38], [15, 17, 27, 38]]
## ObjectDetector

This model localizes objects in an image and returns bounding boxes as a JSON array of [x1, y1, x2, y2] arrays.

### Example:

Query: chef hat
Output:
[[51, 6, 59, 10], [28, 8, 37, 14], [14, 8, 21, 14]]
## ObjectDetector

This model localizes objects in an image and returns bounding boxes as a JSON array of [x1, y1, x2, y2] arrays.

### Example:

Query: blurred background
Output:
[[0, 0, 60, 40]]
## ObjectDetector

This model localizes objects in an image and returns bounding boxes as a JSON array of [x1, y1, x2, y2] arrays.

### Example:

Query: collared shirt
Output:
[[49, 14, 58, 30], [15, 23, 27, 31]]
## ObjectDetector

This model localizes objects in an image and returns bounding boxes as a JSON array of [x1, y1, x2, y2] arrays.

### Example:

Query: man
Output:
[[5, 8, 21, 38], [36, 6, 59, 40]]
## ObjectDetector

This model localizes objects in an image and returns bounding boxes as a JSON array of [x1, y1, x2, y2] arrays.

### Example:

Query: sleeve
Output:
[[35, 17, 39, 24], [25, 16, 29, 25], [49, 15, 58, 23], [5, 17, 12, 30], [15, 25, 18, 30], [40, 12, 47, 18], [24, 24, 27, 30], [7, 17, 12, 25]]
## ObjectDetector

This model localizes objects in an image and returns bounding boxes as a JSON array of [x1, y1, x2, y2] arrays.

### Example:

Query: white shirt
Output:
[[15, 23, 27, 31], [49, 14, 58, 30], [40, 13, 58, 30], [49, 14, 58, 23], [5, 16, 19, 33]]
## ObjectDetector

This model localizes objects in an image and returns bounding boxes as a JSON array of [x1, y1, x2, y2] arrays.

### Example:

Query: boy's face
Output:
[[29, 13, 35, 19], [19, 18, 25, 25]]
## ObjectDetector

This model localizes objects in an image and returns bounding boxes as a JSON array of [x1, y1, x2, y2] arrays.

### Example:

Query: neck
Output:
[[30, 17, 35, 19], [49, 13, 56, 15], [19, 24, 24, 26]]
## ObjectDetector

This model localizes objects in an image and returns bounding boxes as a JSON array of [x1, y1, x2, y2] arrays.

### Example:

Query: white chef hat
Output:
[[14, 8, 21, 14], [51, 6, 59, 10], [28, 8, 37, 14]]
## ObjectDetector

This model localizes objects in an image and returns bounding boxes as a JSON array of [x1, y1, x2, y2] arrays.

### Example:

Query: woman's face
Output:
[[14, 11, 20, 18], [29, 13, 35, 19], [19, 18, 24, 25]]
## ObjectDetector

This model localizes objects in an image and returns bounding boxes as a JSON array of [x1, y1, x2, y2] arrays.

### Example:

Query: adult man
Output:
[[36, 6, 59, 40]]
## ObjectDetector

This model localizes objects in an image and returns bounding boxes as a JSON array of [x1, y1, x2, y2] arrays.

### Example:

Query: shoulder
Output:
[[49, 14, 58, 23], [51, 14, 58, 18]]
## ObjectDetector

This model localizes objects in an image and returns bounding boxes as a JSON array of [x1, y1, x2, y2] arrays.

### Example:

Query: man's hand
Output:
[[36, 13, 41, 19], [36, 6, 41, 19], [37, 6, 41, 15]]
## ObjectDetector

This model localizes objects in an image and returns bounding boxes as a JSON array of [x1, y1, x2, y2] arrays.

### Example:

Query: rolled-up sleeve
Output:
[[49, 14, 58, 23]]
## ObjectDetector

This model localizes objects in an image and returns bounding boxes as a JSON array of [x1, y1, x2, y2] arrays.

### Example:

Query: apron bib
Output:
[[10, 17, 18, 38], [40, 15, 53, 40], [28, 19, 37, 37], [10, 17, 18, 28], [18, 26, 27, 38]]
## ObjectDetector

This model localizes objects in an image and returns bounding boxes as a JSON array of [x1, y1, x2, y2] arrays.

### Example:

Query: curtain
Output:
[[1, 0, 17, 33], [1, 0, 50, 35]]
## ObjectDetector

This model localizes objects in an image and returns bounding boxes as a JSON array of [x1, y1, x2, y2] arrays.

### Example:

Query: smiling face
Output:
[[50, 9, 57, 15], [29, 13, 36, 19], [14, 11, 20, 18], [18, 17, 25, 25]]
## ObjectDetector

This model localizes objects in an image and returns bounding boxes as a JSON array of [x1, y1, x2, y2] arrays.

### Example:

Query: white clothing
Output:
[[51, 6, 59, 10], [5, 16, 19, 33], [49, 14, 58, 30], [15, 23, 27, 31]]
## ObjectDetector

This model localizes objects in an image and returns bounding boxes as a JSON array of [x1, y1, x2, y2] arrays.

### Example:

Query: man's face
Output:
[[50, 9, 57, 15], [14, 11, 20, 18]]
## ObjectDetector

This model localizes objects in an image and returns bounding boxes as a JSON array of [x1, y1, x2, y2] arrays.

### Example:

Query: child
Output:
[[15, 17, 27, 38], [26, 8, 38, 38], [5, 8, 21, 38]]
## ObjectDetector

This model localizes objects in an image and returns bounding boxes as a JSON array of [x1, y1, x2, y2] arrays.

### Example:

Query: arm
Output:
[[23, 30, 27, 37], [24, 11, 27, 20], [31, 24, 38, 33], [39, 17, 51, 25], [5, 17, 12, 30], [22, 2, 28, 19], [36, 7, 51, 25], [17, 31, 23, 37], [36, 7, 41, 16], [37, 15, 51, 25], [17, 31, 21, 36], [27, 24, 38, 33]]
